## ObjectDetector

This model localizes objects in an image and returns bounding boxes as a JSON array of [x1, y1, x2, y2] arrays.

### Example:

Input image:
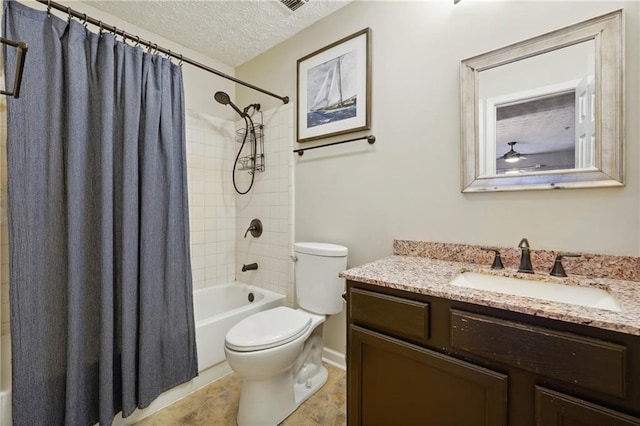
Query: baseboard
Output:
[[322, 347, 346, 370]]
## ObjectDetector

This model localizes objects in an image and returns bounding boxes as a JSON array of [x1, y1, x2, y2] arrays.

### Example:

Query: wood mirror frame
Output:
[[460, 10, 624, 192]]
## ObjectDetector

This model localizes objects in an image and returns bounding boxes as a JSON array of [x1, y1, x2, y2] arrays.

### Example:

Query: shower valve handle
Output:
[[244, 219, 263, 238]]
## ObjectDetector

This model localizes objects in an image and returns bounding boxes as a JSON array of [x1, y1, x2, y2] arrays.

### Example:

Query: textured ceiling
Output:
[[496, 91, 575, 157], [81, 0, 353, 67]]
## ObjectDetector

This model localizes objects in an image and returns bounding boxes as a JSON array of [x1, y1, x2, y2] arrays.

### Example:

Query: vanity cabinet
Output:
[[535, 387, 640, 426], [346, 281, 640, 426], [349, 325, 508, 425]]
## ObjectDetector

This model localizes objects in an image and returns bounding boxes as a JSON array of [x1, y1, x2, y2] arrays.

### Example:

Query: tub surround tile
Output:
[[341, 242, 640, 336]]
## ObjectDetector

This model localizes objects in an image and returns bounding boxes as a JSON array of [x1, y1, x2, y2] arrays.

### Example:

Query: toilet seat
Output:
[[225, 306, 312, 352]]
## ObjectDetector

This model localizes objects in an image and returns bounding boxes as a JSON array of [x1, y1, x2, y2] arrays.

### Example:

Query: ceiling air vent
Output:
[[279, 0, 310, 13]]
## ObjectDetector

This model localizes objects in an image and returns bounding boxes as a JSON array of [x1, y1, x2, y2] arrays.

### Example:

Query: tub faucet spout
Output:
[[242, 263, 258, 272], [517, 238, 534, 274]]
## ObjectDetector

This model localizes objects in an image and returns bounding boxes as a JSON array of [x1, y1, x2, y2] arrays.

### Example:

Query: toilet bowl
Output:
[[224, 242, 347, 426], [224, 307, 327, 425]]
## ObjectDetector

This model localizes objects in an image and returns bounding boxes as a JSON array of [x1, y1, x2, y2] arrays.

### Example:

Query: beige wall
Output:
[[237, 1, 640, 355]]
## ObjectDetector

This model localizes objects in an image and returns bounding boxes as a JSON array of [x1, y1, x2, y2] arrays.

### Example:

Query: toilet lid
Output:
[[225, 306, 312, 352]]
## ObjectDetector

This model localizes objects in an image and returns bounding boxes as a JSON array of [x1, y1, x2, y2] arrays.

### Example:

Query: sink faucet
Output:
[[517, 238, 534, 274]]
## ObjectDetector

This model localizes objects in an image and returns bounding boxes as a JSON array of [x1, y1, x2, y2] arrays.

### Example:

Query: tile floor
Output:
[[135, 364, 346, 426]]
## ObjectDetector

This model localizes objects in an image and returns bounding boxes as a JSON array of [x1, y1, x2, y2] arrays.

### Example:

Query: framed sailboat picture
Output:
[[297, 28, 371, 142]]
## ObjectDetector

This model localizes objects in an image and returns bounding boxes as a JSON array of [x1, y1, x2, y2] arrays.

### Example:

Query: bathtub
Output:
[[193, 282, 285, 371], [0, 281, 285, 425]]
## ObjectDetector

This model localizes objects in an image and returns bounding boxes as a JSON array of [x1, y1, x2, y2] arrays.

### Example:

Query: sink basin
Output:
[[450, 272, 622, 312]]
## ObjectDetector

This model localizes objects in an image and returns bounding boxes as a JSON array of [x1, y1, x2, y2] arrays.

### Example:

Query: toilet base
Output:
[[236, 365, 328, 426], [294, 363, 328, 407]]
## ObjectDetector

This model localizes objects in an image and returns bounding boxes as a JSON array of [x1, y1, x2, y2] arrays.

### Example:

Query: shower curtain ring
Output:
[[98, 21, 103, 36], [67, 7, 72, 23], [82, 13, 88, 28], [179, 54, 183, 66], [46, 0, 51, 17], [134, 36, 140, 47], [167, 49, 172, 60]]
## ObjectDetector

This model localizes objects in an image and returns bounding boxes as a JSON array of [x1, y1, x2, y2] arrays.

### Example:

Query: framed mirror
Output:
[[460, 10, 624, 192]]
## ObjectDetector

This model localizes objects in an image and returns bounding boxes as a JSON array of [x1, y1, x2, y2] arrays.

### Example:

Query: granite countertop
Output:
[[340, 255, 640, 336]]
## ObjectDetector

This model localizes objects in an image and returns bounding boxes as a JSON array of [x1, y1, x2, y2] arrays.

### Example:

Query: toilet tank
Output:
[[294, 242, 348, 315]]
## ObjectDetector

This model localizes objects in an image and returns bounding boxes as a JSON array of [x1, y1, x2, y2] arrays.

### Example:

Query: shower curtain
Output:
[[3, 1, 198, 425]]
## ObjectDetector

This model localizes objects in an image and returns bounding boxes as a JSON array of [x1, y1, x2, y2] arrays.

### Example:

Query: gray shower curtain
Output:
[[3, 1, 197, 425]]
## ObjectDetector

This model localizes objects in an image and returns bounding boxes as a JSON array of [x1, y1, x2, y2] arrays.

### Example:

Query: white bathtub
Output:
[[193, 282, 285, 371], [0, 281, 285, 425]]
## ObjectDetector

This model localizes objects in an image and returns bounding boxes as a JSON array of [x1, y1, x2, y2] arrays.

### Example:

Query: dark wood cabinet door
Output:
[[348, 325, 508, 426], [535, 387, 640, 426]]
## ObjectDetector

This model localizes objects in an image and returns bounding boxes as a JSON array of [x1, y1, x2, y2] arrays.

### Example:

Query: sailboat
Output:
[[310, 56, 356, 113]]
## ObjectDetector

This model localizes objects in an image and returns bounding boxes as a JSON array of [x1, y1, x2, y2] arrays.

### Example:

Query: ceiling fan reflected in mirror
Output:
[[501, 141, 527, 163]]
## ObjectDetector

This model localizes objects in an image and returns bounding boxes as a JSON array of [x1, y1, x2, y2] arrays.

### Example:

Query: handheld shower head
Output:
[[214, 91, 245, 118], [214, 91, 230, 105]]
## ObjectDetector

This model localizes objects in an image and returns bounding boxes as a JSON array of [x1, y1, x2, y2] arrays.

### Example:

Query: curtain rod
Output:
[[34, 0, 290, 104]]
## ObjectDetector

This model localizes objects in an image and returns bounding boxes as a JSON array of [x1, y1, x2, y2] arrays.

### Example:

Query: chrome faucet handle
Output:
[[481, 247, 504, 270], [550, 253, 581, 277]]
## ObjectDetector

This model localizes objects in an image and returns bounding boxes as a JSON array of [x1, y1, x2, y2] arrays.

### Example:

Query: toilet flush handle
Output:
[[290, 255, 298, 262]]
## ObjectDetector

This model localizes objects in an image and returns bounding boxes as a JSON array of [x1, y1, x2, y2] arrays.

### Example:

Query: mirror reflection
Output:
[[460, 9, 623, 192], [478, 40, 595, 177]]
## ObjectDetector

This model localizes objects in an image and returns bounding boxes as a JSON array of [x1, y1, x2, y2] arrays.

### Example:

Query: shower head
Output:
[[214, 91, 230, 105], [214, 91, 245, 118]]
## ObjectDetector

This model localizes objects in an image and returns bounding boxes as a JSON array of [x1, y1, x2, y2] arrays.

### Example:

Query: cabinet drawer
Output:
[[350, 288, 429, 341], [535, 386, 640, 426], [451, 310, 627, 397]]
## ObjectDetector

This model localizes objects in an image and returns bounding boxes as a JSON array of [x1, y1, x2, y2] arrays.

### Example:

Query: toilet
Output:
[[224, 242, 348, 426]]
